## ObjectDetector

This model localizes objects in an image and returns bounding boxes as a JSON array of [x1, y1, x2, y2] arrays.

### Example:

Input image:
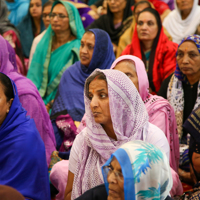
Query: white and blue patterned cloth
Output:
[[102, 140, 172, 200]]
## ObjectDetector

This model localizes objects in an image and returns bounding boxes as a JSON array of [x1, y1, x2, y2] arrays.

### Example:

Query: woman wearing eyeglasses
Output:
[[75, 140, 173, 200], [27, 0, 85, 106], [17, 0, 47, 59], [64, 69, 169, 200]]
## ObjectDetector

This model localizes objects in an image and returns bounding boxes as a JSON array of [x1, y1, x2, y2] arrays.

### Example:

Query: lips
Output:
[[80, 56, 89, 60], [92, 112, 100, 117]]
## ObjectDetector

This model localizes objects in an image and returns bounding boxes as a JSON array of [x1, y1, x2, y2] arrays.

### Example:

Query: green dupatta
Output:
[[27, 1, 85, 105]]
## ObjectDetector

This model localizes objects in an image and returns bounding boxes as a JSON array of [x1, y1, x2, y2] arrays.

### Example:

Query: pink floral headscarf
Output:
[[72, 69, 149, 199]]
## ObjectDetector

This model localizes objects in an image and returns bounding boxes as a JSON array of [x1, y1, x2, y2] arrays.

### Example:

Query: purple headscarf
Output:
[[72, 69, 149, 199], [0, 35, 56, 166]]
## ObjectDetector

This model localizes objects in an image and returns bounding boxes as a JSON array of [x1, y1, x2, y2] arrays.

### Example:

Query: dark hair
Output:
[[43, 0, 53, 11], [133, 1, 151, 15], [0, 73, 14, 101], [85, 71, 107, 99], [137, 7, 162, 31]]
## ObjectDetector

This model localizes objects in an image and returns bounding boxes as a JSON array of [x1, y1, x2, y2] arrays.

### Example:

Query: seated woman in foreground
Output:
[[51, 28, 115, 151], [76, 140, 173, 200], [65, 69, 169, 200], [122, 7, 178, 93], [0, 73, 50, 200]]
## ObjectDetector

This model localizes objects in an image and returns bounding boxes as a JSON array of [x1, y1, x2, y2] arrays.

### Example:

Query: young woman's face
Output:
[[177, 41, 200, 77], [88, 79, 112, 126], [79, 32, 95, 67], [50, 4, 70, 33], [137, 11, 158, 42], [134, 3, 150, 22], [29, 0, 42, 19], [0, 83, 12, 127], [108, 0, 127, 14], [107, 157, 124, 200], [176, 0, 194, 12], [42, 5, 52, 28], [114, 60, 139, 91]]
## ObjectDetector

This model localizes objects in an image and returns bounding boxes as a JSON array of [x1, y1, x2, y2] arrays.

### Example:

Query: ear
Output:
[[7, 98, 13, 113]]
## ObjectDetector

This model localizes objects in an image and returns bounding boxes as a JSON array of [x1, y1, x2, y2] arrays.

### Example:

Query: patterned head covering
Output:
[[102, 140, 173, 200], [175, 34, 200, 83], [71, 69, 149, 199]]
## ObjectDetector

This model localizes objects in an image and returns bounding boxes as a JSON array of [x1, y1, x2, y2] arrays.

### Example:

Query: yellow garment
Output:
[[116, 17, 172, 58]]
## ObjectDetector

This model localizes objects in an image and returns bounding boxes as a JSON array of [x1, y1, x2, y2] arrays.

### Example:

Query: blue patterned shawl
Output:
[[0, 74, 50, 200], [102, 140, 172, 200], [51, 28, 115, 121]]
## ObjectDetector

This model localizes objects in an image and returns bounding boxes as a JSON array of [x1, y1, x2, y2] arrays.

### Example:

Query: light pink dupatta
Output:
[[111, 55, 182, 196]]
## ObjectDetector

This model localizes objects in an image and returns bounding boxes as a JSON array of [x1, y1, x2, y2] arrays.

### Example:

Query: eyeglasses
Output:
[[103, 164, 124, 182], [49, 13, 68, 19], [42, 13, 50, 18]]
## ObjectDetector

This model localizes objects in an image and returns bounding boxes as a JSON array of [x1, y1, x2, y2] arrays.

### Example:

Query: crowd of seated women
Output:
[[1, 0, 200, 199]]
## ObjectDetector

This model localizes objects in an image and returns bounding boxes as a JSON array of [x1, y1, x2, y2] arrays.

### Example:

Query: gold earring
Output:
[[7, 109, 9, 113]]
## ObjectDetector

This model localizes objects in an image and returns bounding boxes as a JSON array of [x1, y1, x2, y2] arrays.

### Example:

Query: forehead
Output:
[[89, 79, 107, 91], [114, 60, 136, 72], [138, 11, 156, 21], [43, 5, 52, 13], [81, 32, 95, 44], [30, 0, 41, 4], [52, 3, 68, 14], [110, 157, 121, 170], [135, 3, 150, 13], [178, 40, 199, 52]]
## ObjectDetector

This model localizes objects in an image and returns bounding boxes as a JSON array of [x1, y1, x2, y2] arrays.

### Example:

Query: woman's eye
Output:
[[126, 73, 132, 78], [189, 53, 197, 57], [88, 46, 94, 50], [147, 21, 154, 26], [81, 43, 84, 47], [138, 21, 143, 26], [100, 93, 106, 98], [177, 52, 183, 57]]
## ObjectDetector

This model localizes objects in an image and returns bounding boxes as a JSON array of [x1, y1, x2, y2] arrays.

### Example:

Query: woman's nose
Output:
[[182, 54, 189, 63], [107, 171, 117, 184], [90, 96, 99, 108]]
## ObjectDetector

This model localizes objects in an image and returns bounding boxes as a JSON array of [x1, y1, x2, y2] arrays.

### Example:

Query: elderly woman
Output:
[[110, 55, 182, 196], [163, 0, 200, 44], [86, 0, 134, 52], [75, 140, 173, 200], [122, 7, 178, 93], [110, 55, 179, 173], [0, 35, 56, 166], [17, 0, 47, 58], [158, 35, 200, 143], [27, 1, 85, 105], [0, 73, 50, 200], [64, 69, 169, 200], [50, 28, 115, 151]]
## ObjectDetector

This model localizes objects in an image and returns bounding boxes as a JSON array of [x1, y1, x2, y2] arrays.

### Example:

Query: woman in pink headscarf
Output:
[[111, 55, 182, 196]]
